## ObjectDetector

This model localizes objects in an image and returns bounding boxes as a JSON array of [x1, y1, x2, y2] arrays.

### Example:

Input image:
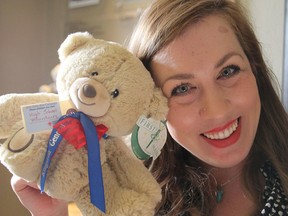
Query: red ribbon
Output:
[[53, 117, 108, 149]]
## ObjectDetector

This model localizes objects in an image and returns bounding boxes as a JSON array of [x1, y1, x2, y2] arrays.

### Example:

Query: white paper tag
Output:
[[21, 101, 72, 134], [131, 115, 167, 160]]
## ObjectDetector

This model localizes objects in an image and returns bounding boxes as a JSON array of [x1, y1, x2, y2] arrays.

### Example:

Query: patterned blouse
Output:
[[260, 162, 288, 215]]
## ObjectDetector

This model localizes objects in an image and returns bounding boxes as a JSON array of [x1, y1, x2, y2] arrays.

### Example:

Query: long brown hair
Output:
[[129, 0, 288, 215]]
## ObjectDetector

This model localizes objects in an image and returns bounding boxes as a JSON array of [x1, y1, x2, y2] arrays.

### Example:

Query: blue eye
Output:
[[218, 65, 240, 79], [171, 83, 193, 96]]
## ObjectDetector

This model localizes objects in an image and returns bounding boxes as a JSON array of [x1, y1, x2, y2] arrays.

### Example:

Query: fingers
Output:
[[11, 175, 38, 193], [10, 175, 69, 216], [10, 175, 42, 207]]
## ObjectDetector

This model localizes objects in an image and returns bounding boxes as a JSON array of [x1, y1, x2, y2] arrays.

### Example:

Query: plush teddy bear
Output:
[[0, 32, 168, 216]]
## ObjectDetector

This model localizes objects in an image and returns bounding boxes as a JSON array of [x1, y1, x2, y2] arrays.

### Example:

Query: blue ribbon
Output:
[[40, 111, 106, 213]]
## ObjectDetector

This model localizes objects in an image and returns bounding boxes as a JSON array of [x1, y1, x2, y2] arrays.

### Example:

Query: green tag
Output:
[[131, 115, 167, 160]]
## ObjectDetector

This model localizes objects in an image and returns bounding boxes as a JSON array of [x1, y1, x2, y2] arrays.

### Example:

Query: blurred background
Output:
[[0, 0, 287, 215]]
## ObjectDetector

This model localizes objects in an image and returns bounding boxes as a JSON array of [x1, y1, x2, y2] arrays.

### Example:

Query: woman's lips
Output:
[[201, 118, 241, 148]]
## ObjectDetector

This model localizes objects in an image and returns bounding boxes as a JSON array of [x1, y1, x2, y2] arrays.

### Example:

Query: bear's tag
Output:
[[131, 115, 167, 160], [21, 101, 73, 133]]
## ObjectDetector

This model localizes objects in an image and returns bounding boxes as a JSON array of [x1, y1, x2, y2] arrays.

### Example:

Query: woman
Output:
[[128, 0, 288, 215], [11, 0, 288, 215]]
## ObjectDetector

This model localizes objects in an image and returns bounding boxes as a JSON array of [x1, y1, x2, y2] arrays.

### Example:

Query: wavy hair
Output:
[[128, 0, 288, 215]]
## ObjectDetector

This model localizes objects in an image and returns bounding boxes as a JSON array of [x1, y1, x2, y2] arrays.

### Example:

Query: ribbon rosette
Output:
[[40, 111, 107, 213]]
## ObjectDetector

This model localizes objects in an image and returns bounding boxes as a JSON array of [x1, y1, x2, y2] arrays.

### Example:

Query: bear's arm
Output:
[[0, 93, 58, 139]]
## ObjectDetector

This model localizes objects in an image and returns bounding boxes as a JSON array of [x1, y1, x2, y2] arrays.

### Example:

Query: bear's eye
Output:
[[111, 89, 119, 98], [91, 71, 98, 76]]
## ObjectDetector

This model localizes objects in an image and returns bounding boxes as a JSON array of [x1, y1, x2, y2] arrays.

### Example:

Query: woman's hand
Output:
[[11, 175, 69, 216]]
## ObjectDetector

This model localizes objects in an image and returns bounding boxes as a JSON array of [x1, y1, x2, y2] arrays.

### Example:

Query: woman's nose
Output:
[[199, 86, 230, 118]]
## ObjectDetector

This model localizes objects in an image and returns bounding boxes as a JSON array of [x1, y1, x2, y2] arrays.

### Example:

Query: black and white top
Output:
[[260, 162, 288, 215]]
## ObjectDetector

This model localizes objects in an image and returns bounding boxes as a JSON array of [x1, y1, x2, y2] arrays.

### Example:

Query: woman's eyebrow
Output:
[[162, 73, 194, 87], [215, 51, 244, 69]]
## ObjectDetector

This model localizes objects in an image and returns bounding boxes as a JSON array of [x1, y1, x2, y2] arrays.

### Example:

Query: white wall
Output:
[[241, 0, 285, 90]]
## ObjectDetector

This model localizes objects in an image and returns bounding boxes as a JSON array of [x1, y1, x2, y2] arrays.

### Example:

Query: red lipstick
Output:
[[202, 118, 241, 148]]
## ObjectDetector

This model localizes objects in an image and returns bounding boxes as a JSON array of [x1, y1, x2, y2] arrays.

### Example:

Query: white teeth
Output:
[[203, 120, 238, 140]]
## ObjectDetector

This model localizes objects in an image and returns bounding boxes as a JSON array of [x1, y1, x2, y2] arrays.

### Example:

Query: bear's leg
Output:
[[7, 127, 34, 152], [0, 121, 49, 182], [104, 139, 161, 215]]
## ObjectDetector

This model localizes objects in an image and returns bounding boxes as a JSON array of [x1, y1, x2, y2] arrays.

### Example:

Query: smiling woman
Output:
[[152, 13, 260, 171], [129, 0, 288, 215]]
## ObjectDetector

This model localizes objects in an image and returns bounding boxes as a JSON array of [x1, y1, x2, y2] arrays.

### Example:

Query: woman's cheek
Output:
[[167, 103, 193, 135]]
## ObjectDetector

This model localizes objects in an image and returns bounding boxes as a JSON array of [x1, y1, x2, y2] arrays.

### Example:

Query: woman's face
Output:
[[151, 15, 261, 168]]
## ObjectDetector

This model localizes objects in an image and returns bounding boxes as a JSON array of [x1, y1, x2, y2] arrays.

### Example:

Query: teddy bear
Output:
[[0, 32, 168, 216]]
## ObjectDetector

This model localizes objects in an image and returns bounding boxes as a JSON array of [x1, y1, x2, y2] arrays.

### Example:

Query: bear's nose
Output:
[[83, 84, 96, 98]]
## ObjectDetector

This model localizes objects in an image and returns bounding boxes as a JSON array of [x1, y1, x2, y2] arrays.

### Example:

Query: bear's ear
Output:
[[146, 88, 168, 120], [58, 32, 93, 62]]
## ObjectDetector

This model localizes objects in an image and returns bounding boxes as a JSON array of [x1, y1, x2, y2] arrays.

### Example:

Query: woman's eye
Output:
[[171, 83, 193, 96], [218, 65, 240, 79]]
